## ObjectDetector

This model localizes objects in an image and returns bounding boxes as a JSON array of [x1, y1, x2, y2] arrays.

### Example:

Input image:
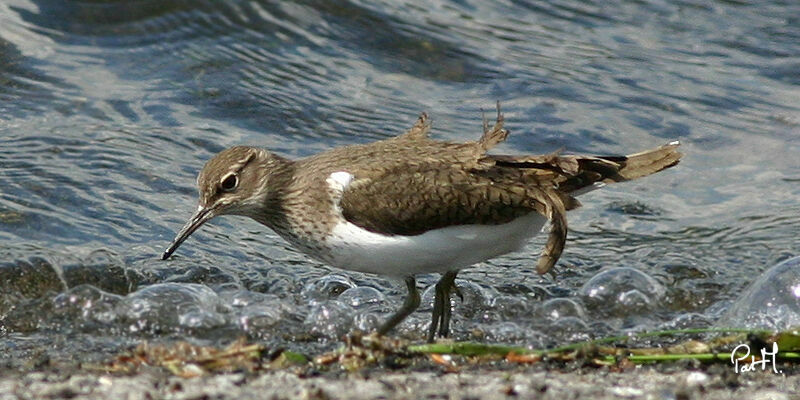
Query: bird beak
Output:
[[161, 205, 216, 260]]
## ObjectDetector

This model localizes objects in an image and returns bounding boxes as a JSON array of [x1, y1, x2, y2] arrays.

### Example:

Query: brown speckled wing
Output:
[[337, 160, 569, 276], [338, 165, 544, 237], [336, 141, 681, 276]]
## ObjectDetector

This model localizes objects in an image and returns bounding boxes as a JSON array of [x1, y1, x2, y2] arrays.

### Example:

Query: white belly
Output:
[[323, 212, 547, 277]]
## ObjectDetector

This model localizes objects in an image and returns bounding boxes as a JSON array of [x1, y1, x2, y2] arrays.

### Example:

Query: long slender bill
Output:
[[162, 205, 215, 260]]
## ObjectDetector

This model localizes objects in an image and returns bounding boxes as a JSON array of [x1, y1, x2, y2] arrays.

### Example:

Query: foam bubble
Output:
[[718, 256, 800, 330]]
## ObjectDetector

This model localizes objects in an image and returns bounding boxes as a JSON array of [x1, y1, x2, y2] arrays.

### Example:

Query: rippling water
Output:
[[1, 0, 799, 362]]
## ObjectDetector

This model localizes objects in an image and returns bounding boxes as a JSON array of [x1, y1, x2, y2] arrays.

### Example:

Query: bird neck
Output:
[[249, 153, 297, 230]]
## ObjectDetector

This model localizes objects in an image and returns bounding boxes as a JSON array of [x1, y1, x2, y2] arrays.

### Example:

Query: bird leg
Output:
[[427, 270, 459, 342], [377, 276, 420, 336], [535, 190, 568, 277]]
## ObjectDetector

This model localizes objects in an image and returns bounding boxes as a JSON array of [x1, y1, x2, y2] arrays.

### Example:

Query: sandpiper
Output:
[[162, 105, 681, 342]]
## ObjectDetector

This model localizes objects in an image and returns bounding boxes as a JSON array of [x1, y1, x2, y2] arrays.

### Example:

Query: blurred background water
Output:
[[1, 0, 799, 364]]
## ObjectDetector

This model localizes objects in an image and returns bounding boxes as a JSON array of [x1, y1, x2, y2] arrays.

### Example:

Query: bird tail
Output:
[[486, 141, 682, 277], [488, 141, 682, 195], [600, 141, 683, 182]]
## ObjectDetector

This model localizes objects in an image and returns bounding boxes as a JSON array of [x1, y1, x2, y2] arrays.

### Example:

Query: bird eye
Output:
[[220, 174, 238, 192]]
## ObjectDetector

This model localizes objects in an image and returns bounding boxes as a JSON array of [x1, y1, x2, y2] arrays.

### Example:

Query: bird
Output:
[[161, 104, 682, 342]]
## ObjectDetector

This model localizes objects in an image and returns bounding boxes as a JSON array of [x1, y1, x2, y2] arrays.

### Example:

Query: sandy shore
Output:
[[1, 367, 795, 400]]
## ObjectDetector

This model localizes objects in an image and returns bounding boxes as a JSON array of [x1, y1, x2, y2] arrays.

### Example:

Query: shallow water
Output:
[[1, 0, 799, 361]]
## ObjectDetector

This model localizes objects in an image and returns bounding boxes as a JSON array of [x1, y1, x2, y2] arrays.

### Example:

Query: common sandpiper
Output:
[[162, 105, 682, 342]]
